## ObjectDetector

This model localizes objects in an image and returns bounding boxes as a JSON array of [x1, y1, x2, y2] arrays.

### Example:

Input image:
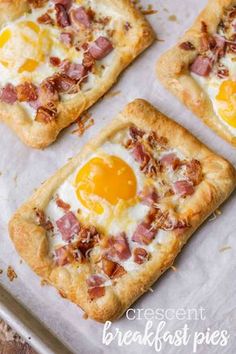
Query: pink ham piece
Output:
[[190, 55, 212, 77], [133, 248, 149, 265], [105, 233, 131, 262], [56, 211, 80, 241], [89, 36, 113, 60], [132, 221, 157, 245], [64, 62, 87, 81], [173, 180, 194, 197], [70, 7, 92, 29], [132, 142, 150, 166], [139, 186, 158, 206], [60, 32, 73, 46], [55, 4, 70, 27], [0, 84, 17, 104], [160, 153, 180, 170], [55, 245, 72, 266]]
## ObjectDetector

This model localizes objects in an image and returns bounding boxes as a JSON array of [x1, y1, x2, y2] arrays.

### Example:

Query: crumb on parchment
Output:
[[0, 269, 3, 275], [7, 266, 17, 282], [219, 246, 232, 253]]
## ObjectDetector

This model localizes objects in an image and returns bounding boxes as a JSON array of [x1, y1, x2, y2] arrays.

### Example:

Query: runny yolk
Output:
[[216, 80, 236, 128], [18, 58, 39, 73], [0, 29, 11, 48], [23, 21, 40, 33], [75, 156, 137, 214]]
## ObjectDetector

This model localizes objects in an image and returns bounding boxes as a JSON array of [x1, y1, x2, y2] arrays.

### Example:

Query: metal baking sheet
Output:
[[0, 0, 236, 353]]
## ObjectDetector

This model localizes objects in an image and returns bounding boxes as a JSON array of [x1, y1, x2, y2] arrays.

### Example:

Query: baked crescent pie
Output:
[[0, 0, 154, 148], [157, 0, 236, 146], [9, 99, 236, 322]]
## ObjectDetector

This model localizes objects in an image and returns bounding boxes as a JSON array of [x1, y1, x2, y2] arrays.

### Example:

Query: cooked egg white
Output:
[[191, 53, 236, 136]]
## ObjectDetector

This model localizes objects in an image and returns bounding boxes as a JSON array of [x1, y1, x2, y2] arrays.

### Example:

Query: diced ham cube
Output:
[[190, 55, 212, 77], [173, 180, 194, 197], [133, 248, 149, 265], [55, 4, 70, 27], [89, 36, 113, 60], [56, 211, 80, 241], [0, 84, 17, 104], [132, 221, 157, 245], [160, 153, 180, 170], [69, 7, 92, 29]]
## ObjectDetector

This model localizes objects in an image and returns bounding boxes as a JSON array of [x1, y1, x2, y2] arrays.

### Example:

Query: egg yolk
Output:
[[0, 29, 11, 48], [216, 80, 236, 128], [75, 156, 137, 214]]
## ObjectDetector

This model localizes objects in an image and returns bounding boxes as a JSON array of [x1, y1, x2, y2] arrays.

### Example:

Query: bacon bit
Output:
[[129, 126, 145, 141], [69, 7, 92, 29], [34, 208, 54, 231], [55, 196, 71, 211], [102, 257, 126, 279], [55, 4, 70, 28], [88, 286, 105, 300], [7, 266, 17, 282], [16, 82, 38, 102], [49, 57, 61, 67], [179, 41, 195, 50], [217, 64, 229, 78], [185, 159, 202, 186], [72, 111, 94, 137], [37, 12, 54, 25], [190, 55, 212, 77], [147, 131, 168, 149], [35, 104, 57, 124], [39, 79, 59, 104], [111, 263, 126, 279], [133, 248, 149, 264], [82, 52, 95, 70], [53, 73, 77, 93]]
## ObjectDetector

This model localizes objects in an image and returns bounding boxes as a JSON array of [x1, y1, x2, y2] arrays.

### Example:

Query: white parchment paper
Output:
[[0, 1, 236, 353]]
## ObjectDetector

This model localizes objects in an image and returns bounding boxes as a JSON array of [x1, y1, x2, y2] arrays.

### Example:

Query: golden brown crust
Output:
[[9, 99, 236, 322], [156, 0, 236, 147], [0, 0, 155, 149]]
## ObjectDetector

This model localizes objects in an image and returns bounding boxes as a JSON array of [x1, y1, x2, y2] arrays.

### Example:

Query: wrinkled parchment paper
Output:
[[0, 1, 236, 353]]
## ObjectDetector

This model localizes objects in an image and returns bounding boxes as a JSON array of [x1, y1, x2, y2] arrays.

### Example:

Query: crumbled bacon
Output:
[[132, 209, 158, 245], [179, 41, 195, 50], [82, 52, 95, 70], [16, 82, 38, 102], [0, 84, 17, 105], [102, 258, 126, 279], [35, 104, 57, 123], [34, 208, 54, 232], [52, 0, 72, 7], [133, 248, 149, 264], [55, 4, 70, 27], [55, 196, 71, 211], [217, 64, 229, 78], [129, 126, 145, 141], [185, 159, 202, 186], [60, 61, 88, 81], [88, 286, 105, 300], [132, 142, 150, 167], [56, 211, 80, 241], [49, 57, 61, 67], [40, 79, 59, 103], [37, 12, 54, 25]]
